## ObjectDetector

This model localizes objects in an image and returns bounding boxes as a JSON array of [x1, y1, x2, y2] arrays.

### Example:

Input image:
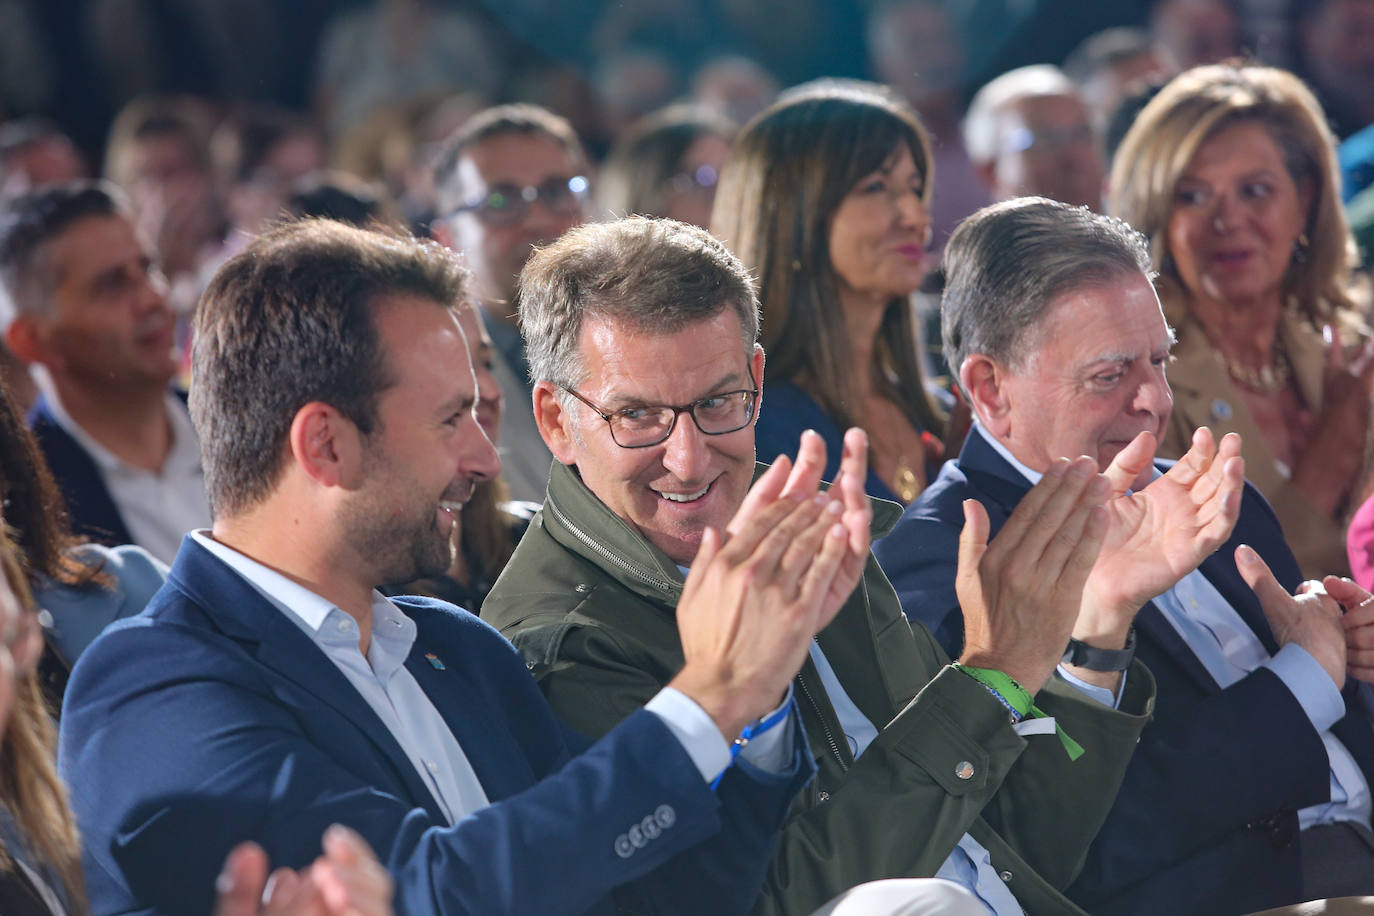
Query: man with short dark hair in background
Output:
[[430, 103, 588, 501], [0, 181, 208, 561]]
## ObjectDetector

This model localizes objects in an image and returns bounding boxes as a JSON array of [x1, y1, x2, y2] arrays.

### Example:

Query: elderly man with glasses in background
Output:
[[429, 104, 591, 501]]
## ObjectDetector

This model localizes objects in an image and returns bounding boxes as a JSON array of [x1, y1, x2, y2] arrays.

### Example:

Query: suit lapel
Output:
[[402, 621, 537, 803], [167, 539, 446, 821]]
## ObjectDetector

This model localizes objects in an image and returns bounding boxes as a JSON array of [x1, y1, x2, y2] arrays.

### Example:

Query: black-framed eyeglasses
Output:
[[450, 175, 590, 226], [561, 381, 759, 448]]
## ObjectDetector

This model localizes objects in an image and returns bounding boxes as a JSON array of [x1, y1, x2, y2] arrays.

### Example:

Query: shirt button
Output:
[[955, 761, 975, 780], [337, 620, 350, 632], [999, 870, 1013, 882]]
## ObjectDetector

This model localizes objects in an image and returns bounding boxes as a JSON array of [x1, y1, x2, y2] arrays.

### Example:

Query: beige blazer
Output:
[[1159, 311, 1356, 579]]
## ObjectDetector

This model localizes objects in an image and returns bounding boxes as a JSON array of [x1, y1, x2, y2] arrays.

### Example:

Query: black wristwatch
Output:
[[1062, 628, 1136, 672]]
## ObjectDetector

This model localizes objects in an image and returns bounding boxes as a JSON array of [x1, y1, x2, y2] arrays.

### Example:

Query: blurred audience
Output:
[[1148, 0, 1244, 72], [0, 120, 86, 201], [0, 182, 209, 564], [210, 106, 324, 250], [312, 0, 503, 141], [866, 0, 989, 252], [596, 104, 735, 227], [963, 65, 1105, 209], [282, 172, 391, 228], [430, 104, 589, 501], [689, 55, 780, 127], [1063, 27, 1170, 137], [712, 80, 949, 504], [592, 48, 682, 142], [103, 96, 225, 317], [1111, 63, 1371, 579], [1296, 0, 1374, 140]]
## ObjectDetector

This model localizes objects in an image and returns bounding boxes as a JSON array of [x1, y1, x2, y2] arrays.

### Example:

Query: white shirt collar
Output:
[[191, 529, 347, 632]]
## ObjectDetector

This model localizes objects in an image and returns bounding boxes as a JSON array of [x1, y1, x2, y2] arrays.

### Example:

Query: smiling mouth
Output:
[[655, 482, 711, 504]]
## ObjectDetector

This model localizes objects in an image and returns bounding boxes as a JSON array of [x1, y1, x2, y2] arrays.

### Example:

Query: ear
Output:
[[4, 316, 56, 370], [533, 381, 577, 465], [750, 343, 765, 415], [958, 354, 1012, 438], [287, 402, 365, 490]]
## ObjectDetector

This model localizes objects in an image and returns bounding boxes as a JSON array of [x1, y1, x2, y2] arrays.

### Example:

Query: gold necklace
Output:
[[1219, 348, 1290, 394], [891, 455, 921, 504]]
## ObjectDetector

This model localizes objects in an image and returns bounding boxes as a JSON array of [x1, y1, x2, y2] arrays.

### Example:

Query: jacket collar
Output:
[[541, 459, 904, 606], [164, 535, 447, 820]]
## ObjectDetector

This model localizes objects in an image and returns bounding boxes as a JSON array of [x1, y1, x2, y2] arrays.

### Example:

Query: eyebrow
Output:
[[600, 371, 745, 409]]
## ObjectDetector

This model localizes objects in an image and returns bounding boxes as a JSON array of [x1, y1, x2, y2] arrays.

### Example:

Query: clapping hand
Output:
[[1236, 546, 1346, 690], [1322, 575, 1374, 685], [1078, 428, 1244, 638], [674, 429, 871, 739], [956, 455, 1112, 695], [212, 826, 394, 916], [1292, 329, 1374, 518]]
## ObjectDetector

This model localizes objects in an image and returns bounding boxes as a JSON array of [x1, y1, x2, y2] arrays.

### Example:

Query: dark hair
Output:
[[1063, 27, 1157, 86], [191, 218, 468, 517], [710, 78, 943, 436], [431, 104, 586, 214], [284, 172, 385, 226], [0, 375, 97, 588], [0, 181, 126, 328], [211, 106, 319, 186], [942, 197, 1153, 387], [597, 104, 736, 219], [520, 215, 758, 390]]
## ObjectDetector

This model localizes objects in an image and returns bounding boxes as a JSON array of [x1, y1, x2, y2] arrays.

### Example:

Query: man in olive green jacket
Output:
[[485, 217, 1240, 915]]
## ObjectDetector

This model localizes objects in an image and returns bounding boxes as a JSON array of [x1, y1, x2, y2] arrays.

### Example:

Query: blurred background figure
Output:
[[596, 104, 735, 227], [282, 171, 392, 227], [0, 120, 87, 201], [312, 0, 503, 141], [963, 64, 1106, 210], [209, 105, 324, 256], [1063, 27, 1170, 137], [1296, 0, 1374, 140], [1148, 0, 1244, 72], [592, 48, 681, 143], [430, 104, 589, 501], [690, 55, 780, 127], [102, 97, 225, 319], [1111, 63, 1371, 579], [383, 304, 535, 614], [712, 80, 950, 504], [866, 0, 989, 254]]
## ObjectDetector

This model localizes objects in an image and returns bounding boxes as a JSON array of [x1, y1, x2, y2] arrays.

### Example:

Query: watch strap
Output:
[[1062, 627, 1136, 672]]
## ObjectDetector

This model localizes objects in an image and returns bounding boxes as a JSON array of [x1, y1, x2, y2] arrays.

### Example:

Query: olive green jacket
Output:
[[484, 462, 1156, 916]]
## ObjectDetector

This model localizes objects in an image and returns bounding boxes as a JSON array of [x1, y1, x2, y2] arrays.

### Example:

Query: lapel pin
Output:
[[425, 653, 447, 671], [1209, 398, 1233, 422]]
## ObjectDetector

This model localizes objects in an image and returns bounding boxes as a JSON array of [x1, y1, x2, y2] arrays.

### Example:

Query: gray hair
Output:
[[942, 197, 1153, 389], [963, 65, 1080, 164], [0, 181, 127, 330], [517, 216, 759, 393]]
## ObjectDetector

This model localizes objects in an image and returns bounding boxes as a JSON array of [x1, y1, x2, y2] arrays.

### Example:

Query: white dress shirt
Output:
[[45, 388, 209, 565]]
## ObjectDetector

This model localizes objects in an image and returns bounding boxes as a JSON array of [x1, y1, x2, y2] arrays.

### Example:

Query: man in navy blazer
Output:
[[874, 198, 1374, 913], [57, 218, 877, 915]]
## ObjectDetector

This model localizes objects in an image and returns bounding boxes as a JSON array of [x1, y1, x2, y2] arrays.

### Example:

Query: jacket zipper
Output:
[[546, 496, 680, 593], [796, 666, 849, 774]]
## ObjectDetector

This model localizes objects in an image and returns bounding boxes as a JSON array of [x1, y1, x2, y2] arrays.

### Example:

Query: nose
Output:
[[660, 412, 711, 482], [1132, 365, 1173, 421], [461, 419, 502, 483], [1211, 191, 1240, 233], [896, 191, 931, 238]]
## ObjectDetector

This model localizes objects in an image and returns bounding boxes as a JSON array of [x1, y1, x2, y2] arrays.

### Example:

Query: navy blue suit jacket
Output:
[[28, 393, 133, 546], [873, 428, 1374, 915], [58, 536, 812, 916]]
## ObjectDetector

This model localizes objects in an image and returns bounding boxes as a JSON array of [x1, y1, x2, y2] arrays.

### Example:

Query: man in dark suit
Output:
[[0, 181, 209, 562], [874, 197, 1374, 913], [57, 218, 856, 915]]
